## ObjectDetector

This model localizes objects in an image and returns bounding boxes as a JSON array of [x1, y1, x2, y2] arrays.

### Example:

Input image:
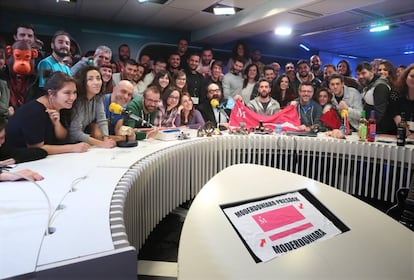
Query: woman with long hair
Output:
[[240, 63, 260, 103], [99, 63, 114, 94], [172, 70, 188, 93], [6, 71, 90, 154], [154, 86, 181, 128], [175, 91, 205, 129], [394, 63, 414, 140], [69, 65, 116, 148], [149, 70, 171, 95], [271, 74, 296, 108], [314, 87, 341, 131], [337, 60, 353, 77], [226, 41, 252, 72]]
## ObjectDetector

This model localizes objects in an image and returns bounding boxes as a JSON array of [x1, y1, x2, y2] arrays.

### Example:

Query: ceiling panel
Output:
[[167, 0, 217, 11], [1, 0, 413, 60], [79, 0, 130, 20]]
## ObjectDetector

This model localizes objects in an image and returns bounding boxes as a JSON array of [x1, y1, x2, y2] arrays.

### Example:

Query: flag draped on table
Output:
[[229, 100, 301, 131]]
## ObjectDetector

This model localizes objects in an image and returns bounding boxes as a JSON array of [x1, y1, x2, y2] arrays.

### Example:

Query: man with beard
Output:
[[356, 61, 392, 133], [247, 79, 280, 115], [310, 55, 323, 81], [251, 49, 265, 76], [126, 85, 160, 140], [185, 53, 203, 105], [176, 38, 189, 70], [291, 59, 322, 95], [222, 57, 244, 100], [284, 62, 296, 84], [292, 81, 322, 131], [37, 30, 72, 87], [167, 52, 181, 76], [115, 44, 130, 73], [199, 60, 223, 105], [198, 82, 230, 130]]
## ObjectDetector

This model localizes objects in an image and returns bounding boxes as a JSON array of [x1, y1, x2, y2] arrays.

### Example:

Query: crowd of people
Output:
[[0, 23, 413, 180]]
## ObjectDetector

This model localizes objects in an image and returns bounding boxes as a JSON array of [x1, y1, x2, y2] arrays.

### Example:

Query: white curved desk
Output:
[[0, 133, 413, 278], [178, 164, 414, 280]]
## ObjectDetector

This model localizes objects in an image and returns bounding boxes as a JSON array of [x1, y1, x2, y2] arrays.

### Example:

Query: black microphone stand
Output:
[[116, 116, 138, 148]]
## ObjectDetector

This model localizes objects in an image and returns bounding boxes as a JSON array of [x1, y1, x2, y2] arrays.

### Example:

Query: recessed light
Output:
[[213, 7, 235, 15], [274, 27, 292, 36], [369, 25, 389, 32]]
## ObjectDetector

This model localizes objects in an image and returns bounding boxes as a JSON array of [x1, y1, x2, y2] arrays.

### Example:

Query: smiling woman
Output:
[[6, 71, 90, 154], [68, 65, 117, 148]]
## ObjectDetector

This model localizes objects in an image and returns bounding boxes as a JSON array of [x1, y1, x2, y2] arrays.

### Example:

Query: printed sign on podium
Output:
[[221, 189, 350, 263]]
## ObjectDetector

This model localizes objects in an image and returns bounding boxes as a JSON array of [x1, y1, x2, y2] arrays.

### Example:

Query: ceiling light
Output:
[[299, 44, 310, 51], [404, 51, 414, 55], [203, 4, 242, 15], [213, 6, 235, 16], [369, 25, 389, 32], [274, 27, 292, 36], [136, 0, 169, 3]]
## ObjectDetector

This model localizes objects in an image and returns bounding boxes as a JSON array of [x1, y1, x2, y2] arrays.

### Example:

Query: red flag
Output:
[[229, 100, 301, 131], [320, 108, 341, 129]]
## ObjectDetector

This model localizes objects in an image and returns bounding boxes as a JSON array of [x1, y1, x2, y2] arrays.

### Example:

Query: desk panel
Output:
[[1, 133, 413, 278], [178, 164, 414, 279]]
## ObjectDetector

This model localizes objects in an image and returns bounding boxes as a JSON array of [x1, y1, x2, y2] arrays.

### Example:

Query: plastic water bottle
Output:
[[340, 124, 346, 135], [275, 122, 282, 135]]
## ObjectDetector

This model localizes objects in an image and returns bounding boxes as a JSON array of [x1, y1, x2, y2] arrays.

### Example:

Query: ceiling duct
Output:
[[289, 8, 324, 19]]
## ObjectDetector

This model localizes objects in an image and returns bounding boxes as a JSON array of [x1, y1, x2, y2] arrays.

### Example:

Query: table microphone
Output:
[[109, 102, 153, 128], [210, 99, 229, 121]]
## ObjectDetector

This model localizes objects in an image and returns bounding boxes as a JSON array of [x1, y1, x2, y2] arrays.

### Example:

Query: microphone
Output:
[[109, 103, 153, 128], [210, 98, 219, 108], [210, 99, 229, 122]]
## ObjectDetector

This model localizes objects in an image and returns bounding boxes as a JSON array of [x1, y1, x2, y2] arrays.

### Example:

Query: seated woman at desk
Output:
[[6, 72, 90, 154], [0, 118, 44, 181], [175, 91, 205, 129], [154, 86, 181, 128], [315, 87, 341, 131], [68, 65, 116, 148]]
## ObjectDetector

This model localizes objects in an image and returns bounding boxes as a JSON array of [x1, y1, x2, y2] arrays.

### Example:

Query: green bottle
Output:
[[358, 110, 368, 141]]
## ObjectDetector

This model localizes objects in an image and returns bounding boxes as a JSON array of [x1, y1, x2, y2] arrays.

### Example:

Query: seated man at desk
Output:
[[126, 85, 160, 139], [292, 81, 322, 131], [103, 80, 136, 141], [198, 82, 231, 129]]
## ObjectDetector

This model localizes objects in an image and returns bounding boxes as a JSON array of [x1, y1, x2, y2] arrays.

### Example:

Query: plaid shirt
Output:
[[154, 103, 180, 127]]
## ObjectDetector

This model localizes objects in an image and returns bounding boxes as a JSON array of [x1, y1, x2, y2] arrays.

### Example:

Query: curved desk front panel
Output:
[[120, 135, 414, 251], [1, 134, 413, 278]]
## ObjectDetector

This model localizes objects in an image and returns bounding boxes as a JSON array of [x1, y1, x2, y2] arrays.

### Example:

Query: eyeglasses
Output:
[[208, 89, 221, 93], [177, 78, 186, 81], [168, 96, 180, 100], [145, 98, 160, 104]]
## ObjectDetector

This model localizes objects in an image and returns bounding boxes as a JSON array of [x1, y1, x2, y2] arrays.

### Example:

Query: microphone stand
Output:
[[117, 116, 138, 148]]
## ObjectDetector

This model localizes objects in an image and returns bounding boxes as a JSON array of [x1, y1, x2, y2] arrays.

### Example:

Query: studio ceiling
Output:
[[1, 0, 413, 59]]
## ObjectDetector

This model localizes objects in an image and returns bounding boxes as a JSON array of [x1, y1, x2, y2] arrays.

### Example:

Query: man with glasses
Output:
[[198, 82, 230, 129], [292, 81, 322, 131], [126, 85, 161, 139]]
